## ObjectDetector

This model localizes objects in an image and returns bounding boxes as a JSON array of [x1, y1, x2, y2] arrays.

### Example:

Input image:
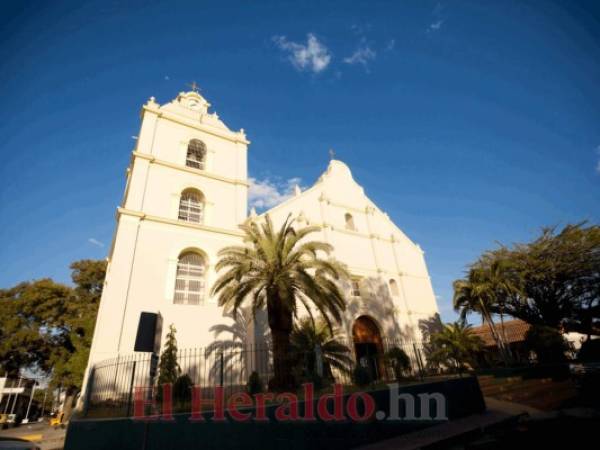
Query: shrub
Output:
[[524, 325, 568, 364], [247, 371, 263, 395], [173, 374, 193, 404], [352, 365, 372, 387], [385, 347, 411, 381]]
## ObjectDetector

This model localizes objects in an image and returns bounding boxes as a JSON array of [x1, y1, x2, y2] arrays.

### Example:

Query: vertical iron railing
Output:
[[84, 339, 430, 417]]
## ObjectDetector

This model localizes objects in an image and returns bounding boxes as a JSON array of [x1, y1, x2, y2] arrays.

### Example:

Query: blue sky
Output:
[[1, 0, 599, 323]]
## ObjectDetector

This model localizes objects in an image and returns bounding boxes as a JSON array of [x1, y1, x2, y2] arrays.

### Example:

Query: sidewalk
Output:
[[357, 397, 537, 450]]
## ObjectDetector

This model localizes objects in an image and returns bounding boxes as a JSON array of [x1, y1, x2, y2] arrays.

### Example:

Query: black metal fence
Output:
[[83, 339, 429, 418]]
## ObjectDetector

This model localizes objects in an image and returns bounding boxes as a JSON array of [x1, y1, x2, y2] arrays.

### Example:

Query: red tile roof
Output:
[[470, 319, 530, 347]]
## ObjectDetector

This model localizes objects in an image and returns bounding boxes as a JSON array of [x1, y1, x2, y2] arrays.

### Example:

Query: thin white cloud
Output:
[[248, 177, 303, 210], [385, 39, 396, 51], [428, 20, 444, 32], [343, 39, 376, 71], [88, 238, 104, 248], [272, 33, 332, 73], [596, 146, 600, 174], [427, 2, 445, 33]]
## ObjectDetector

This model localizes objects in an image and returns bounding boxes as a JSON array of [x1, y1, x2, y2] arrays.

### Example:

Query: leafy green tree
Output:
[[471, 223, 600, 337], [290, 318, 353, 382], [523, 325, 569, 364], [0, 259, 106, 421], [0, 281, 61, 376], [50, 260, 107, 391], [212, 215, 348, 389], [430, 320, 483, 375]]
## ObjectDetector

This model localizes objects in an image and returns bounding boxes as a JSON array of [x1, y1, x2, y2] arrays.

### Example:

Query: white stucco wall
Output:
[[260, 160, 439, 343], [86, 91, 439, 375]]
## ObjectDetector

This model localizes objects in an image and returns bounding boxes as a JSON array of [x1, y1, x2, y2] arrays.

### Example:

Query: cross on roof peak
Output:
[[187, 81, 201, 93]]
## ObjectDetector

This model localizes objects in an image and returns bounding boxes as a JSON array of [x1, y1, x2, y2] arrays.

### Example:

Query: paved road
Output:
[[0, 422, 65, 450]]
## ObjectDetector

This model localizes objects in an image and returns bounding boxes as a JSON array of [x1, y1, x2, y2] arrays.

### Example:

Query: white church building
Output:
[[86, 89, 439, 378]]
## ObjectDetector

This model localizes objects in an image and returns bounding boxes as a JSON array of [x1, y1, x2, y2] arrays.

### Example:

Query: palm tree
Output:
[[480, 257, 519, 360], [290, 318, 354, 381], [453, 266, 512, 365], [211, 215, 348, 390], [430, 320, 482, 375]]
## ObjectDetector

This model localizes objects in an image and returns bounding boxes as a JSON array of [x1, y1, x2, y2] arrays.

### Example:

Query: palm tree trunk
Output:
[[61, 386, 77, 423], [271, 328, 293, 390], [480, 300, 510, 365], [498, 305, 513, 363], [266, 291, 295, 390]]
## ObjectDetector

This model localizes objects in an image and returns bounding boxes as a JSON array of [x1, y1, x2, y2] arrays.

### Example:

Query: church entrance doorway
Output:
[[352, 316, 384, 380]]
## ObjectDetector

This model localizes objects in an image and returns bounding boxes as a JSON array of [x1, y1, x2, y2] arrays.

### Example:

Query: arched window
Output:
[[345, 213, 355, 231], [186, 139, 206, 169], [178, 189, 204, 223], [389, 279, 400, 297], [174, 252, 205, 305]]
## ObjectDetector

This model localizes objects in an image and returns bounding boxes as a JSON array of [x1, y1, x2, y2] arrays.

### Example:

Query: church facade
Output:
[[86, 90, 439, 373]]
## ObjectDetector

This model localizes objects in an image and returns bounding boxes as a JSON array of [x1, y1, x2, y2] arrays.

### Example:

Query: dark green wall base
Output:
[[65, 376, 485, 450]]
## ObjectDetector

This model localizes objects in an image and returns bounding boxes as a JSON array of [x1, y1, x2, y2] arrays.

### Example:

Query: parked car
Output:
[[0, 415, 17, 429], [0, 437, 40, 450]]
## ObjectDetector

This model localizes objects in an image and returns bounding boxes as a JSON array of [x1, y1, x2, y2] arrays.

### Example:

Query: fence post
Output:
[[149, 353, 159, 408], [413, 343, 425, 381], [126, 361, 137, 417], [111, 355, 120, 395], [219, 351, 224, 386], [82, 367, 95, 417], [314, 345, 323, 377]]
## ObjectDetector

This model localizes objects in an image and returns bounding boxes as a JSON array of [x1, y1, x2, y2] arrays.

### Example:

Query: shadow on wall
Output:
[[418, 313, 444, 372], [204, 307, 271, 385], [342, 276, 415, 341], [199, 280, 438, 384]]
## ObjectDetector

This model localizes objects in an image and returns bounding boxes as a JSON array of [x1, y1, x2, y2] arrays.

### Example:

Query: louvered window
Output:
[[174, 253, 205, 305], [178, 190, 204, 223], [186, 139, 206, 169]]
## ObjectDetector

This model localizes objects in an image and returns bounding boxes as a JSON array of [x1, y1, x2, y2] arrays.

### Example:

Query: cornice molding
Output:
[[132, 151, 250, 187], [117, 207, 245, 238], [344, 264, 430, 280], [142, 105, 250, 145]]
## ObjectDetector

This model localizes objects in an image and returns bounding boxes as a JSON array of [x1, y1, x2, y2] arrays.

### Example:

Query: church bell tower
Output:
[[87, 88, 250, 365]]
